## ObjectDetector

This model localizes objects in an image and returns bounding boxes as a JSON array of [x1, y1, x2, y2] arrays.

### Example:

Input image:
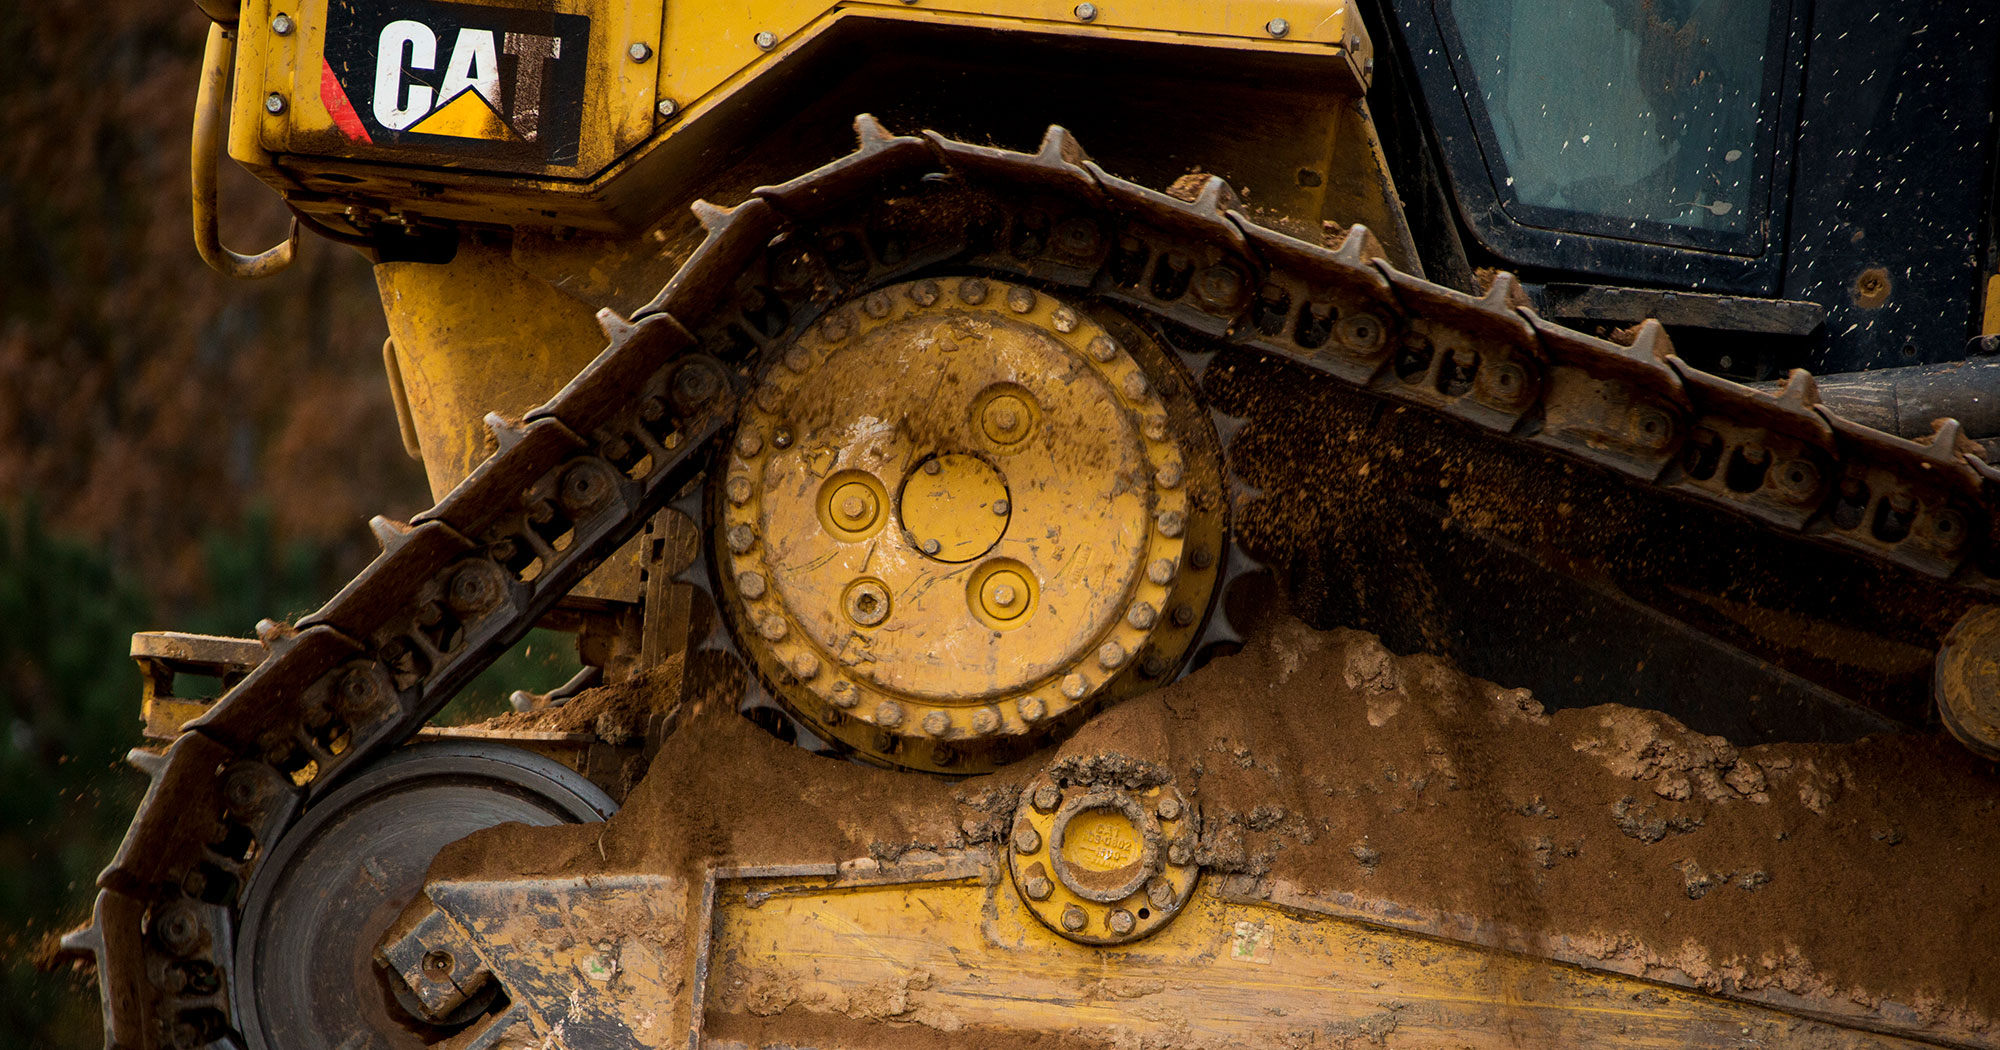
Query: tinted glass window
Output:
[[1441, 0, 1777, 246]]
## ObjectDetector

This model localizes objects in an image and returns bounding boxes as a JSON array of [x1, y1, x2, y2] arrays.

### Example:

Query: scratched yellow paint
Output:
[[707, 875, 1931, 1049]]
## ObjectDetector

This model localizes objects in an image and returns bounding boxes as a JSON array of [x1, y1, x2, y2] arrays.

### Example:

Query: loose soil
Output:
[[435, 615, 1999, 1042]]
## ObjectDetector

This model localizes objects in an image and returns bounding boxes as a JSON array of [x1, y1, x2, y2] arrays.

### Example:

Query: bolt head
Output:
[[1108, 909, 1136, 935], [754, 30, 778, 49], [1157, 796, 1182, 821], [264, 93, 286, 114], [992, 499, 1011, 516], [735, 431, 763, 457], [1157, 509, 1185, 538], [1052, 308, 1079, 333], [727, 524, 756, 554], [972, 707, 1000, 733], [1088, 335, 1118, 362], [923, 711, 952, 737], [1266, 17, 1290, 36], [628, 41, 653, 61], [270, 12, 293, 34], [1147, 878, 1176, 908], [831, 681, 859, 708], [959, 278, 989, 305], [1168, 840, 1193, 865], [1007, 286, 1036, 313], [920, 538, 941, 556], [1013, 825, 1042, 853], [727, 476, 754, 505], [1147, 558, 1178, 586], [1156, 460, 1185, 489], [1019, 695, 1048, 722], [1025, 874, 1053, 900], [1061, 905, 1088, 932], [1061, 673, 1088, 700], [1074, 2, 1099, 21], [1097, 641, 1127, 670], [1127, 602, 1158, 630], [657, 98, 679, 119], [791, 652, 820, 680], [1033, 784, 1062, 812], [874, 700, 904, 727], [737, 571, 767, 600]]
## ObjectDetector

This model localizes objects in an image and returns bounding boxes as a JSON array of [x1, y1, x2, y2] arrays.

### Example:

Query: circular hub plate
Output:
[[720, 277, 1224, 771], [1007, 773, 1198, 945]]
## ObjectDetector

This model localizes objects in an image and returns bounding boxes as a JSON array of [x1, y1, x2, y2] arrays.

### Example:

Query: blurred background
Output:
[[0, 1, 567, 1043]]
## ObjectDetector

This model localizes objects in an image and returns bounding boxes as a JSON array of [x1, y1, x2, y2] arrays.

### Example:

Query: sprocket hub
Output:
[[718, 276, 1225, 771]]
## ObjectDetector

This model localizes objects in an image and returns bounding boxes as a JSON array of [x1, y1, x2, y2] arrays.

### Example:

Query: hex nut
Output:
[[628, 41, 653, 61], [737, 571, 767, 600], [1127, 602, 1158, 630], [1148, 878, 1176, 908], [1108, 909, 1136, 935], [1019, 695, 1048, 722], [923, 711, 952, 737], [1013, 825, 1042, 854], [874, 700, 904, 727], [1061, 905, 1088, 932], [1157, 796, 1182, 821], [1033, 784, 1062, 812], [1025, 874, 1053, 900], [1061, 673, 1088, 700]]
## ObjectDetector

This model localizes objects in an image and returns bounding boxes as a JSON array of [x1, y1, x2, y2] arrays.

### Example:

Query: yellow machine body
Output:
[[209, 0, 1407, 601]]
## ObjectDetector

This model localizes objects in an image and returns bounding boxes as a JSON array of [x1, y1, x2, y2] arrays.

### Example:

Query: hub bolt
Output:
[[1157, 796, 1182, 820], [846, 581, 891, 626], [737, 571, 767, 599], [1019, 696, 1048, 721], [1098, 641, 1127, 669], [1088, 335, 1118, 362], [1014, 825, 1042, 853], [875, 700, 905, 727], [1157, 509, 1185, 537], [923, 711, 952, 737], [726, 476, 753, 504], [1052, 308, 1079, 333], [1147, 878, 1176, 908], [1108, 910, 1136, 935], [1033, 784, 1062, 812], [959, 279, 989, 305], [735, 431, 763, 457], [791, 653, 820, 680], [1061, 673, 1088, 699], [1061, 906, 1088, 932], [1025, 874, 1054, 900], [831, 681, 859, 708], [1127, 602, 1157, 630], [727, 524, 756, 554], [1147, 558, 1178, 586], [1007, 287, 1036, 313]]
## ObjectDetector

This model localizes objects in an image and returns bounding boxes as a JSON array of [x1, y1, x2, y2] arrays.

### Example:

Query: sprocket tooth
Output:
[[483, 411, 526, 452], [688, 198, 735, 233], [1927, 417, 1985, 465], [368, 515, 415, 552], [1035, 124, 1093, 168], [596, 307, 637, 343], [1334, 224, 1387, 266], [124, 748, 165, 779], [1209, 407, 1251, 449], [853, 112, 897, 148], [1624, 318, 1675, 362], [1191, 175, 1244, 218], [1479, 270, 1532, 312], [1775, 367, 1823, 409], [55, 920, 102, 965]]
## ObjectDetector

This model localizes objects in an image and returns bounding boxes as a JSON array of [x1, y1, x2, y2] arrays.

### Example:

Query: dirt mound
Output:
[[434, 615, 2000, 1040]]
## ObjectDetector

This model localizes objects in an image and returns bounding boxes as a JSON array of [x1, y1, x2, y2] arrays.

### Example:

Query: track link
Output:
[[77, 115, 2000, 1049]]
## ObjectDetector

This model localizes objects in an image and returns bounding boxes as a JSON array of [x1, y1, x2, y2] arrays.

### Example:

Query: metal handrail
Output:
[[192, 22, 300, 279]]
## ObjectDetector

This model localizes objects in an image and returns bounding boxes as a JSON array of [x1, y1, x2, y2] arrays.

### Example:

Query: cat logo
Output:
[[321, 0, 590, 164]]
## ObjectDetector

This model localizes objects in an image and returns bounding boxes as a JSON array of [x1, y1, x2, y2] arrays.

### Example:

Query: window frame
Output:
[[1390, 0, 1810, 294]]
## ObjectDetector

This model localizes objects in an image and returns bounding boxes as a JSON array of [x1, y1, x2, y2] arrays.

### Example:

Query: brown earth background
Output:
[[0, 1, 435, 1043]]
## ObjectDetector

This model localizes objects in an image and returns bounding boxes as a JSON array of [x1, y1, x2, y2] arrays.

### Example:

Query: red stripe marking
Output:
[[320, 58, 372, 143]]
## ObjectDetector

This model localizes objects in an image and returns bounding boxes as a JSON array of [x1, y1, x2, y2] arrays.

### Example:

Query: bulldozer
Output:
[[63, 0, 2000, 1046]]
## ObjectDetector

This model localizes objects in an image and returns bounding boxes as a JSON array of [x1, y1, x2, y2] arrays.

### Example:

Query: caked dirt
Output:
[[434, 616, 1999, 1043]]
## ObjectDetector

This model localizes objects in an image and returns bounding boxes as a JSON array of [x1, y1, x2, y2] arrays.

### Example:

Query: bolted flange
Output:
[[715, 276, 1226, 773], [1006, 769, 1198, 945]]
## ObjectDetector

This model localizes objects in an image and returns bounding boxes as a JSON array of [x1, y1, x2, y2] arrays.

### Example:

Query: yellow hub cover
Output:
[[718, 277, 1224, 772]]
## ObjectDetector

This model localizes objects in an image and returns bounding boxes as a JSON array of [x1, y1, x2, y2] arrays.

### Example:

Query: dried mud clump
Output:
[[434, 614, 1999, 1041]]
